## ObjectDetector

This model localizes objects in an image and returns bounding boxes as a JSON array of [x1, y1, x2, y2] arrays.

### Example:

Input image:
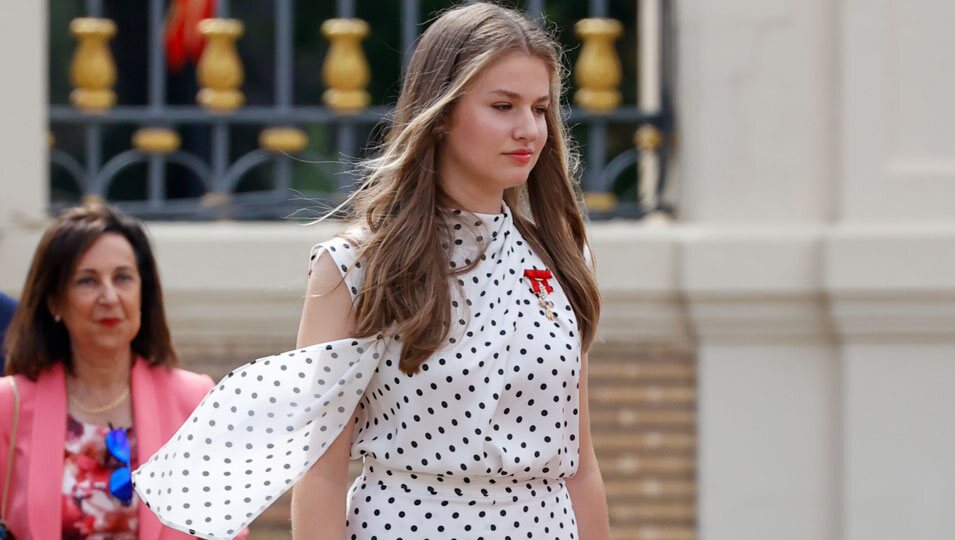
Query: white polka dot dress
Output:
[[133, 204, 586, 539]]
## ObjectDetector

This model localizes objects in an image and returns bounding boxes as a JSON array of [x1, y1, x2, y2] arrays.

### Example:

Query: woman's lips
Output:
[[504, 150, 533, 164], [99, 318, 121, 328]]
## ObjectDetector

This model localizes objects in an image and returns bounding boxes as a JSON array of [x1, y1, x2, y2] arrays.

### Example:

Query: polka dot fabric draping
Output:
[[132, 337, 386, 538]]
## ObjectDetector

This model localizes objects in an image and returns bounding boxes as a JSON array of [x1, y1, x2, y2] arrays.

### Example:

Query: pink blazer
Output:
[[0, 358, 216, 540]]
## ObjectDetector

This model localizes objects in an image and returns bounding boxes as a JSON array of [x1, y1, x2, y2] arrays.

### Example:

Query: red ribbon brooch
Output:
[[523, 269, 556, 320]]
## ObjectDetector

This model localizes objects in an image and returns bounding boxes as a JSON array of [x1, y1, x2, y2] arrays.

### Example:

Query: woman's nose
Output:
[[513, 108, 540, 142], [99, 282, 119, 303]]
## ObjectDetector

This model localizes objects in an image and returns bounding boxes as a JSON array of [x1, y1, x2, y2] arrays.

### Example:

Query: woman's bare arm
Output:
[[291, 250, 358, 540], [566, 351, 611, 539]]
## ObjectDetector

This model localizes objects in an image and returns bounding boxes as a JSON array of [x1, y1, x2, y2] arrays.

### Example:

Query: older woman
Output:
[[0, 204, 236, 539]]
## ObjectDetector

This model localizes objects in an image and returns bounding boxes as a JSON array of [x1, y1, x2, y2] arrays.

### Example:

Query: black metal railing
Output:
[[48, 0, 674, 220]]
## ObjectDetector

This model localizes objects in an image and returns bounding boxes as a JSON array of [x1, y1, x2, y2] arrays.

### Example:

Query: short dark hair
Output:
[[3, 203, 177, 379]]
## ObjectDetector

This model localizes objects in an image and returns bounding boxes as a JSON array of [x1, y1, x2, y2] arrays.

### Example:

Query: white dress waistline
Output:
[[358, 459, 568, 502]]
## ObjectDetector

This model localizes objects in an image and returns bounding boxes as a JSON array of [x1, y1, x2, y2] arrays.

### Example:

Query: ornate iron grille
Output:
[[48, 0, 674, 220]]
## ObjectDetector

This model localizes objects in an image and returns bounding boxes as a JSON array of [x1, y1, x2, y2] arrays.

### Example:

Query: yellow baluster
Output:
[[133, 128, 181, 154], [259, 127, 309, 154], [196, 19, 245, 112], [635, 125, 663, 152], [69, 18, 117, 113], [321, 19, 371, 113], [200, 192, 230, 208], [82, 195, 106, 205], [584, 192, 617, 213], [573, 18, 623, 113]]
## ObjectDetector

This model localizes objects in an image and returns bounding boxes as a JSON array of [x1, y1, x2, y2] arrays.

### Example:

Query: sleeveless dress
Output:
[[132, 204, 586, 539]]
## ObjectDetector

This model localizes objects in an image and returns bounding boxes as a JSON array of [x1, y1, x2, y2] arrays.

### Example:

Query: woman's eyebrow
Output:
[[489, 89, 550, 103], [74, 265, 135, 274]]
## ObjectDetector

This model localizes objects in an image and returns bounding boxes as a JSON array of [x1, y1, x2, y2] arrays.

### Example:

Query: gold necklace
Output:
[[69, 386, 130, 415]]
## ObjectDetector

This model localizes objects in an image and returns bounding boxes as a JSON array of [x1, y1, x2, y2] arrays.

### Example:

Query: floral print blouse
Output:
[[62, 415, 138, 539]]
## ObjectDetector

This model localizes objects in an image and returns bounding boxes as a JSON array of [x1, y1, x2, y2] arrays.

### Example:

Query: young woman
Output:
[[133, 3, 608, 539]]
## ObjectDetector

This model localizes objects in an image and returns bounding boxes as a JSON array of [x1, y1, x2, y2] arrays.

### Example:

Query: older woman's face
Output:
[[54, 232, 142, 356]]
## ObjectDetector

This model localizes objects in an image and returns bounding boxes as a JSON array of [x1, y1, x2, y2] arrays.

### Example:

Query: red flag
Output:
[[165, 0, 216, 73]]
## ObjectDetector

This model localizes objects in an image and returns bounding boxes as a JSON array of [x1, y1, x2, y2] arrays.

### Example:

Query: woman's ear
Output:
[[435, 101, 458, 140], [47, 295, 60, 321], [433, 116, 449, 140]]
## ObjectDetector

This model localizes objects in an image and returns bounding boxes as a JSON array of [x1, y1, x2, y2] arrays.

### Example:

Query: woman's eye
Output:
[[493, 103, 512, 111], [116, 274, 133, 282], [534, 106, 548, 115], [76, 277, 96, 286]]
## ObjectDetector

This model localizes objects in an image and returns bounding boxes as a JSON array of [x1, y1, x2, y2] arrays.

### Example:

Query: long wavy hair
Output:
[[345, 2, 601, 375]]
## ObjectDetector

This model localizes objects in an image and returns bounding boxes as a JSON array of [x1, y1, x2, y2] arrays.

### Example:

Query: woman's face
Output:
[[439, 53, 551, 207], [52, 232, 142, 357]]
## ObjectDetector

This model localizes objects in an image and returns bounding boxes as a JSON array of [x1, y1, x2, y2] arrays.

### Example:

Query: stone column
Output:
[[682, 228, 840, 540], [674, 0, 842, 538], [832, 0, 955, 538], [0, 1, 48, 292], [825, 227, 955, 540], [677, 0, 955, 537]]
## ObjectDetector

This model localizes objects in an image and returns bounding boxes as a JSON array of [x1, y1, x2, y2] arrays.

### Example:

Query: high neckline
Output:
[[441, 202, 510, 221], [441, 203, 514, 269]]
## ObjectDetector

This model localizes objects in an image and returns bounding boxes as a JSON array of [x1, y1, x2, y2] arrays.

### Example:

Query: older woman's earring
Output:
[[54, 314, 62, 323]]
